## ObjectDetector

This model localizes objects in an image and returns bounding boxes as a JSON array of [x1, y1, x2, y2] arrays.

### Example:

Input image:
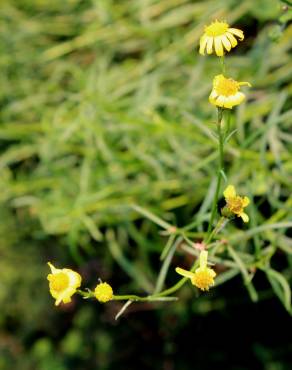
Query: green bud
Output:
[[221, 206, 234, 219]]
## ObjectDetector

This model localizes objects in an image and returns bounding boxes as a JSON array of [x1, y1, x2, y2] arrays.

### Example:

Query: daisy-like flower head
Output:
[[47, 262, 82, 306], [94, 282, 113, 303], [223, 185, 250, 222], [209, 74, 251, 109], [176, 251, 216, 291], [199, 20, 244, 56]]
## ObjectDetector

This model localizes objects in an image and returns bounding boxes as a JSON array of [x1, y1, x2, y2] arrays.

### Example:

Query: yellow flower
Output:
[[175, 251, 216, 291], [223, 185, 250, 222], [94, 282, 113, 303], [47, 262, 82, 306], [199, 20, 244, 56], [209, 74, 251, 109]]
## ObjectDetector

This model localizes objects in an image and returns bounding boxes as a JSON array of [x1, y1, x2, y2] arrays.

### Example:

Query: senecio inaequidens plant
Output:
[[46, 20, 253, 316]]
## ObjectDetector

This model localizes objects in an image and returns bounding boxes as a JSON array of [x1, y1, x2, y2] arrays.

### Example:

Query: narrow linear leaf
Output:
[[81, 215, 103, 241], [215, 268, 240, 286], [155, 236, 182, 294], [228, 246, 258, 302], [220, 169, 227, 183], [160, 233, 176, 261], [224, 129, 238, 143], [265, 268, 291, 313], [106, 229, 153, 293], [131, 204, 172, 230]]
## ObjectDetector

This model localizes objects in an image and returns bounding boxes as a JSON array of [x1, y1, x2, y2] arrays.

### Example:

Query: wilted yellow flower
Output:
[[199, 20, 244, 56], [209, 74, 251, 109], [223, 185, 250, 222], [47, 262, 82, 306], [176, 251, 216, 291], [94, 282, 113, 303]]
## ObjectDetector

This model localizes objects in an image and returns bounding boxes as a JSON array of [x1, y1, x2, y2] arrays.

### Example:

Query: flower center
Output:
[[205, 21, 229, 37], [192, 269, 215, 291], [215, 76, 239, 96], [49, 272, 69, 292], [227, 196, 244, 214]]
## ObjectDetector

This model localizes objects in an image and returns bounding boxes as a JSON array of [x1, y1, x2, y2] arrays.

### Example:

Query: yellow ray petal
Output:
[[223, 185, 236, 199], [238, 81, 252, 87], [214, 36, 224, 56], [175, 267, 194, 279], [240, 212, 249, 223], [228, 28, 244, 40], [224, 92, 245, 109], [215, 95, 226, 108], [209, 90, 218, 100], [209, 90, 218, 105], [66, 269, 82, 288], [206, 36, 213, 54], [199, 250, 208, 269], [210, 268, 217, 278], [221, 35, 231, 52], [199, 35, 208, 55], [48, 262, 58, 274], [62, 296, 72, 304], [226, 32, 238, 47], [242, 196, 250, 207]]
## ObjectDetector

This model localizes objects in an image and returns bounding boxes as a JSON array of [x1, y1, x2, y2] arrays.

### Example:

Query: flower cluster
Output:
[[173, 20, 252, 294], [200, 20, 251, 109], [46, 18, 253, 309], [47, 262, 113, 306]]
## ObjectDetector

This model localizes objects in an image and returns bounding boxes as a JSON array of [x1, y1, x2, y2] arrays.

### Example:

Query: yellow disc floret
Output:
[[49, 272, 69, 292], [214, 75, 239, 96], [204, 21, 229, 37], [209, 74, 251, 109], [191, 268, 216, 291], [94, 282, 113, 303], [199, 20, 244, 56], [176, 251, 216, 292], [223, 185, 250, 222], [47, 262, 82, 306]]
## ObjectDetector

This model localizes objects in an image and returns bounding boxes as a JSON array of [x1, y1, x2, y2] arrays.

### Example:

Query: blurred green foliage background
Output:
[[0, 0, 291, 369]]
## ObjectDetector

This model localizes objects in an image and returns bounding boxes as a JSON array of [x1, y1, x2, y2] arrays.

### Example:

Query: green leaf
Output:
[[265, 268, 291, 313], [215, 268, 240, 287], [131, 204, 172, 230], [228, 246, 258, 302]]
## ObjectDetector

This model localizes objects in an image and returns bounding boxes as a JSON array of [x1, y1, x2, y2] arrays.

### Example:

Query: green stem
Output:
[[206, 108, 224, 239], [113, 294, 147, 301], [155, 277, 188, 297], [77, 289, 94, 298], [147, 109, 226, 300], [113, 295, 178, 302], [220, 55, 226, 74], [153, 256, 200, 298], [205, 217, 228, 245]]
